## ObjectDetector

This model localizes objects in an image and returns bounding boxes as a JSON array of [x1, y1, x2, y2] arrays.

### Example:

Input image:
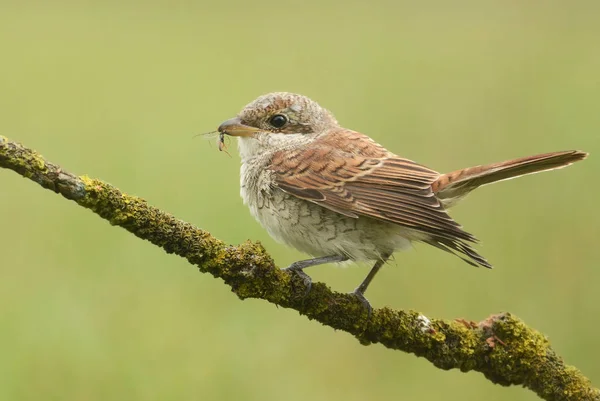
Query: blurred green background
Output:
[[1, 1, 599, 400]]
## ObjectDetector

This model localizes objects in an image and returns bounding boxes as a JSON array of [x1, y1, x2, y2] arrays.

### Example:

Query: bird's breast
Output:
[[239, 160, 413, 260]]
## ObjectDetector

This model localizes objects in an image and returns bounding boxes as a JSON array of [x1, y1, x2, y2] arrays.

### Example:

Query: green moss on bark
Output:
[[1, 136, 598, 401]]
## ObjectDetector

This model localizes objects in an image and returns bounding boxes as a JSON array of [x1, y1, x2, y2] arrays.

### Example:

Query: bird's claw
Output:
[[282, 266, 313, 297], [351, 289, 373, 318]]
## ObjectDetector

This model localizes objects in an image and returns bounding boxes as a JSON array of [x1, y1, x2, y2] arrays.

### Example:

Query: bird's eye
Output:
[[269, 114, 288, 128]]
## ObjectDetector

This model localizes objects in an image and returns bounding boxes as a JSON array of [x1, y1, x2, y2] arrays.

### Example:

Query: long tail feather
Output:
[[433, 150, 588, 206]]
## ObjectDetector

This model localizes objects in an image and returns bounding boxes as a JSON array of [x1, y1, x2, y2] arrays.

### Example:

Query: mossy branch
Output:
[[0, 136, 597, 401]]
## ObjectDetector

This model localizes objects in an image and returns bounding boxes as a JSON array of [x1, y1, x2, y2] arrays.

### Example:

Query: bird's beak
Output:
[[217, 117, 260, 137]]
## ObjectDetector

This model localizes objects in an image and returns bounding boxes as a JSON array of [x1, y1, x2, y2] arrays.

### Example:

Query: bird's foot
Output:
[[282, 265, 313, 297], [350, 289, 373, 318]]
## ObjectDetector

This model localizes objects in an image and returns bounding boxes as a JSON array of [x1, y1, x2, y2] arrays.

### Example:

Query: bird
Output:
[[216, 92, 588, 312]]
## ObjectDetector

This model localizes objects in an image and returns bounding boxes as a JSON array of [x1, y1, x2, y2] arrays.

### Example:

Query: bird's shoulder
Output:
[[312, 128, 391, 158], [268, 128, 439, 182]]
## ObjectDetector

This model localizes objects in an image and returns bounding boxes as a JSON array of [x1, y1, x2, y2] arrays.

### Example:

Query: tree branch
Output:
[[0, 136, 597, 401]]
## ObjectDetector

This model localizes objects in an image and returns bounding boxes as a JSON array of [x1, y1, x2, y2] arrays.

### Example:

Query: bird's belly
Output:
[[244, 187, 413, 261]]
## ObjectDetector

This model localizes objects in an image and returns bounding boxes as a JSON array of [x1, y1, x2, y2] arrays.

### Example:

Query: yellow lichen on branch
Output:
[[0, 136, 598, 401]]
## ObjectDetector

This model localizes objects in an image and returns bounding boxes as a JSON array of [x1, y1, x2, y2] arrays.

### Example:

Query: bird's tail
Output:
[[432, 150, 588, 207]]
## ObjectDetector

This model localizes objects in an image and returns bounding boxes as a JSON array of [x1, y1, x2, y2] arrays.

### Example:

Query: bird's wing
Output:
[[269, 129, 491, 268]]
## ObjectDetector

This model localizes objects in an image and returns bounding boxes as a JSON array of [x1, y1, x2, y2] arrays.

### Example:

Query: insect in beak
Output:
[[218, 131, 231, 156]]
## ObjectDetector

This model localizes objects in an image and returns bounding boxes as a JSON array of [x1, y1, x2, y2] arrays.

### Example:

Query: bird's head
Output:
[[217, 92, 338, 148]]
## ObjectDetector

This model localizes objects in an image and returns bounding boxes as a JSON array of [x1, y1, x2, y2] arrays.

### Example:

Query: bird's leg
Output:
[[283, 255, 348, 295], [351, 253, 392, 316]]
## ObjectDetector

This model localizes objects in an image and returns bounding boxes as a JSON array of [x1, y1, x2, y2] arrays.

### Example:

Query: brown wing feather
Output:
[[269, 129, 491, 268]]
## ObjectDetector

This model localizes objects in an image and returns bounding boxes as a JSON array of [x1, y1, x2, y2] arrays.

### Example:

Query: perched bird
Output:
[[217, 92, 587, 311]]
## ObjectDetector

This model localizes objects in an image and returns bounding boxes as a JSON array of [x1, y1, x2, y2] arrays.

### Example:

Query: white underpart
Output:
[[236, 134, 416, 262]]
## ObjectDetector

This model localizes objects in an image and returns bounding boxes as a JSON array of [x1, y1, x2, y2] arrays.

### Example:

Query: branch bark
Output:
[[0, 136, 597, 401]]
